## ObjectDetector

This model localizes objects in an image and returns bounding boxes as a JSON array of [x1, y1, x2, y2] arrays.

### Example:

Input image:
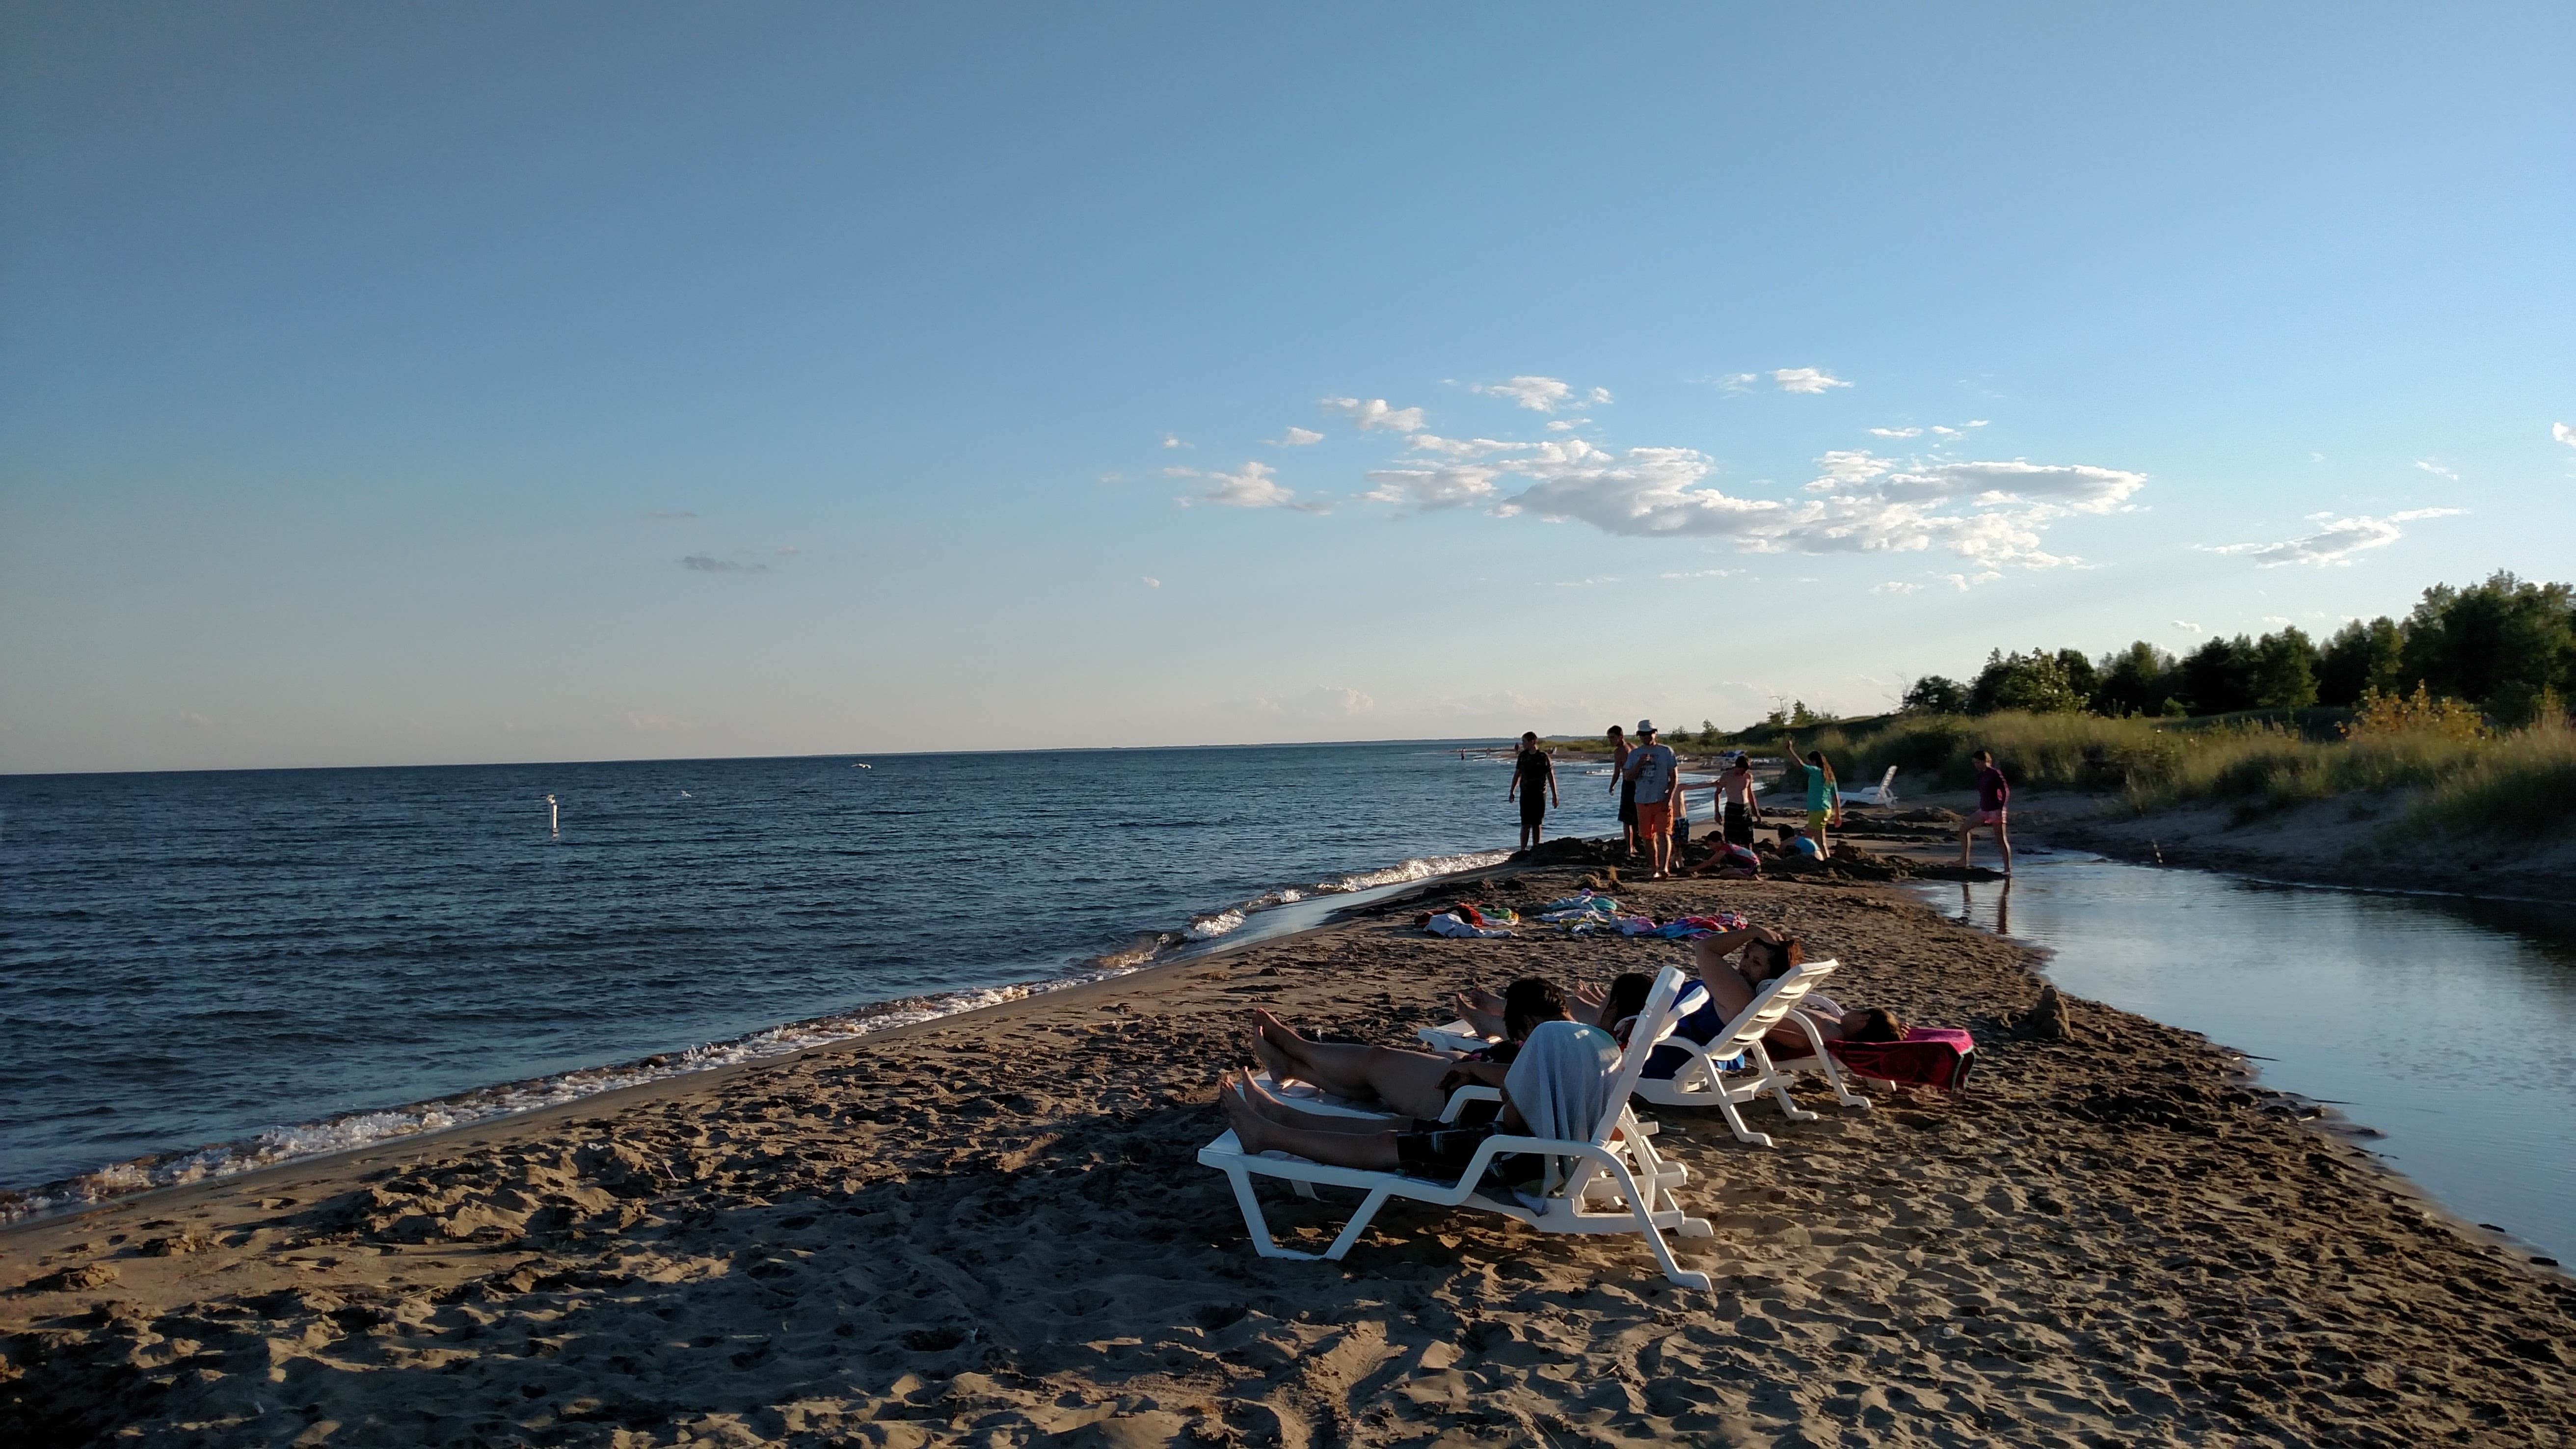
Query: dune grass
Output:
[[1771, 711, 2576, 842]]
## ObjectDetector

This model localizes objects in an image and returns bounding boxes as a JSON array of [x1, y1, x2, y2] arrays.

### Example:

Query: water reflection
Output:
[[1915, 856, 2576, 1264]]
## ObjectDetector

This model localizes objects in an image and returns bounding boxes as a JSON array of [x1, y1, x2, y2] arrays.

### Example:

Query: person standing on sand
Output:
[[1717, 751, 1759, 847], [1621, 720, 1683, 879], [1605, 724, 1636, 857], [1778, 735, 1843, 859], [1960, 748, 2013, 876], [1507, 731, 1561, 852]]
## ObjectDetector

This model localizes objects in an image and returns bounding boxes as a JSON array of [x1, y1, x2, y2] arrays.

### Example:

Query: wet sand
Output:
[[6, 863, 2573, 1447]]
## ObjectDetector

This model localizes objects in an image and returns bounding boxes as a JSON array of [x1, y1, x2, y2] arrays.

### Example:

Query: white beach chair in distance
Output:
[[1199, 965, 1716, 1289], [1838, 766, 1900, 808], [1631, 958, 1872, 1146]]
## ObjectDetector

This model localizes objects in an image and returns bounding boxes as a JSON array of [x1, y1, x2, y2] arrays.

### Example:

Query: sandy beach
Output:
[[7, 857, 2573, 1447]]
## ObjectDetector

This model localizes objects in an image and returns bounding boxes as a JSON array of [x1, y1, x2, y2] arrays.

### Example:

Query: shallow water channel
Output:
[[1912, 855, 2576, 1266]]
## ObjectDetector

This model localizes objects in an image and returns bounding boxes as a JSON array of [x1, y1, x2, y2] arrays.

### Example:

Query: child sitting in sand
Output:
[[1218, 1019, 1622, 1184]]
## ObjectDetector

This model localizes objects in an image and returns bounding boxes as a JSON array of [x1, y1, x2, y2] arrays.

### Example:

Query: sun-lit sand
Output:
[[6, 861, 2572, 1446]]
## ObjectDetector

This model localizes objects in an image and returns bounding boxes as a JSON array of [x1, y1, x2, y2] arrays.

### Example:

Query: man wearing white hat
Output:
[[1619, 720, 1683, 879]]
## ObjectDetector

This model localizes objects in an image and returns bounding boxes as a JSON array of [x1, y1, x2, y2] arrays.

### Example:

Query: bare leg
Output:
[[1234, 1073, 1406, 1135], [1221, 1081, 1402, 1170], [1249, 1031, 1302, 1085], [1454, 991, 1507, 1039], [1995, 817, 2012, 875], [1247, 1014, 1460, 1118], [1959, 819, 1976, 869]]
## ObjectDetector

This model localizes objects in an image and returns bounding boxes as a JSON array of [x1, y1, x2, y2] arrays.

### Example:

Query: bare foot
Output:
[[1217, 1075, 1278, 1154], [1249, 1031, 1301, 1085]]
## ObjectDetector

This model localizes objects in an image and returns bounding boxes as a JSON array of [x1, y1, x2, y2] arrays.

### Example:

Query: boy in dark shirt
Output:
[[1960, 748, 2012, 876], [1507, 731, 1561, 851]]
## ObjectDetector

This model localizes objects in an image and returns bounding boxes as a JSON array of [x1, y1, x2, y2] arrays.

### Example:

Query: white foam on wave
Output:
[[1187, 908, 1247, 939], [1317, 849, 1512, 894]]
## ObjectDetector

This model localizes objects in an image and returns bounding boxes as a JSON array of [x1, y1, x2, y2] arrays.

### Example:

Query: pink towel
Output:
[[1824, 1027, 1976, 1094]]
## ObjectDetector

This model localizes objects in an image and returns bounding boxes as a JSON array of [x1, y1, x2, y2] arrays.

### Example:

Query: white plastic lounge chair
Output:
[[1200, 966, 1715, 1289], [1632, 958, 1872, 1145], [1838, 766, 1900, 808]]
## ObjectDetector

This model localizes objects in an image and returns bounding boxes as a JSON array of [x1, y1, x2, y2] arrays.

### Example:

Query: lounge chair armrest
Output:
[[1438, 1084, 1504, 1124]]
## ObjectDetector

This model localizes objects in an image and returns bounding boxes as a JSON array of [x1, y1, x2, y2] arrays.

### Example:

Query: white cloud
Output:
[[1715, 373, 1760, 394], [1267, 426, 1325, 447], [2173, 620, 2203, 633], [1938, 571, 2003, 591], [1929, 420, 1990, 437], [1361, 463, 1504, 510], [1141, 576, 1161, 589], [1232, 684, 1376, 721], [1162, 433, 1187, 449], [2556, 422, 2576, 448], [1871, 581, 1924, 595], [1544, 419, 1585, 432], [2205, 508, 2467, 567], [774, 545, 800, 556], [1588, 387, 1613, 405], [1170, 459, 1316, 511], [1405, 433, 1537, 459], [1543, 577, 1621, 588], [2414, 458, 2460, 482], [1472, 376, 1576, 412], [1321, 396, 1426, 432], [1868, 427, 1923, 439], [1771, 368, 1852, 394], [1660, 568, 1739, 579]]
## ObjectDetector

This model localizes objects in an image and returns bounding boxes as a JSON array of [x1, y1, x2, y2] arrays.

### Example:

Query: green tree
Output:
[[1968, 648, 2086, 714], [1901, 674, 1969, 714], [2317, 617, 2406, 706], [2055, 648, 2100, 709], [2402, 572, 2576, 725], [2092, 641, 2175, 716], [2250, 627, 2320, 710], [2179, 635, 2258, 714]]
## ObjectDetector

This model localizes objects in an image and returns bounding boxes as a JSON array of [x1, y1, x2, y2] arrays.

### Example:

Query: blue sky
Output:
[[3, 3, 2570, 772]]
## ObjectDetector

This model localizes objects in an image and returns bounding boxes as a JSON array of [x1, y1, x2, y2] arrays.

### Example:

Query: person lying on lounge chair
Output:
[[1452, 975, 1623, 1045], [1690, 927, 1903, 1055], [1217, 1019, 1622, 1182], [1251, 978, 1572, 1120]]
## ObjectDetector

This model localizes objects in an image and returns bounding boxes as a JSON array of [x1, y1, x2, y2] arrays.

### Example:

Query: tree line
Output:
[[1901, 571, 2576, 727]]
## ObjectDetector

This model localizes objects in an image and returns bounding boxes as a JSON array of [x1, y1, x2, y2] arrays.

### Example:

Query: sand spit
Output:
[[5, 869, 2572, 1447]]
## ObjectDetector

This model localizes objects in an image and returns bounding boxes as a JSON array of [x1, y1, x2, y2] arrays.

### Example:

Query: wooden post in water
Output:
[[545, 794, 559, 838]]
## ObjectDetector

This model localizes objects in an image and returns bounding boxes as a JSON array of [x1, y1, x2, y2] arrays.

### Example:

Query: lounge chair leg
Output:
[[1226, 1167, 1325, 1261], [1715, 1093, 1775, 1149], [1767, 1073, 1820, 1124], [1601, 1158, 1712, 1291], [1321, 1187, 1392, 1261], [1818, 1057, 1872, 1111]]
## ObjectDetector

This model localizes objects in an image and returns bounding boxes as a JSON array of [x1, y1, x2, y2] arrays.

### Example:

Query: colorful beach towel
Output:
[[1824, 1027, 1976, 1094]]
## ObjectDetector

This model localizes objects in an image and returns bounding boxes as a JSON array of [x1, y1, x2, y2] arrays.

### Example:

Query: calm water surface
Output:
[[1919, 856, 2576, 1264], [2, 742, 1630, 1205]]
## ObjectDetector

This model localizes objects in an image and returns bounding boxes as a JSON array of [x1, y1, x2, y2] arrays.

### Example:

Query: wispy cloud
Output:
[[681, 553, 770, 574], [1715, 373, 1761, 394], [1266, 426, 1325, 447], [1228, 684, 1377, 721], [1141, 576, 1161, 589], [1321, 396, 1426, 432], [2173, 620, 2203, 633], [2414, 458, 2460, 482], [2204, 508, 2468, 567], [1771, 368, 1852, 394], [1660, 568, 1739, 579], [1161, 433, 1188, 449], [1542, 576, 1621, 588], [2556, 422, 2575, 448], [1169, 459, 1322, 511], [1544, 418, 1587, 432], [774, 545, 800, 556], [1469, 376, 1612, 412], [1868, 427, 1923, 439], [174, 708, 214, 728], [1871, 581, 1924, 594]]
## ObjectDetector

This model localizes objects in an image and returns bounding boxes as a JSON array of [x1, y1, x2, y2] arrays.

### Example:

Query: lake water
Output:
[[1, 742, 1635, 1214], [1918, 856, 2576, 1264]]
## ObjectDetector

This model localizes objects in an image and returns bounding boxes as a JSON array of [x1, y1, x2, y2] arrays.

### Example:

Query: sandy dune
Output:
[[6, 867, 2572, 1446]]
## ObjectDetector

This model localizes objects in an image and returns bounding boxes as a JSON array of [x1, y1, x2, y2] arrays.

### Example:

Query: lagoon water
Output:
[[1921, 857, 2576, 1265], [3, 742, 1628, 1208]]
